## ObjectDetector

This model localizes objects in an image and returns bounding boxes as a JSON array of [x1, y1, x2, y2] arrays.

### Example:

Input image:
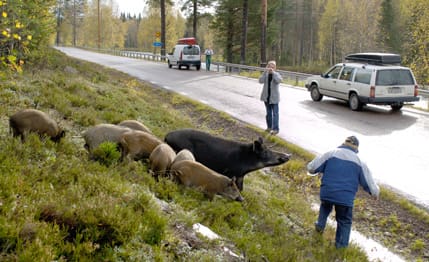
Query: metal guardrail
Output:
[[418, 89, 429, 97], [79, 47, 429, 97], [210, 62, 312, 84], [99, 48, 165, 61]]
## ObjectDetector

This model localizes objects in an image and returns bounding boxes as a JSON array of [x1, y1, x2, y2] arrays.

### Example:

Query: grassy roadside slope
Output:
[[0, 48, 427, 261]]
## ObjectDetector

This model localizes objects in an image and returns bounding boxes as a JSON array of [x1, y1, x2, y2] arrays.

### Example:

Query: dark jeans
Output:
[[264, 102, 279, 131], [315, 200, 353, 248], [205, 55, 211, 71]]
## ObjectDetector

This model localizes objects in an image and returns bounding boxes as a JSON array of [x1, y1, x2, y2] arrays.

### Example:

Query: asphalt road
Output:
[[56, 47, 429, 209]]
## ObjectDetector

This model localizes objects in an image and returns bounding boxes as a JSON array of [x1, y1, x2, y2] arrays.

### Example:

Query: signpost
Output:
[[153, 31, 162, 53]]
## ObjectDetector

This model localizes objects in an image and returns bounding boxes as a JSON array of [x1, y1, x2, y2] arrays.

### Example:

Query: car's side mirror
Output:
[[168, 52, 173, 55]]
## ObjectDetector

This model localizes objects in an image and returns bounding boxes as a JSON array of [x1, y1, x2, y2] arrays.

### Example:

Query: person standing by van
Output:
[[259, 60, 282, 135], [204, 47, 214, 71]]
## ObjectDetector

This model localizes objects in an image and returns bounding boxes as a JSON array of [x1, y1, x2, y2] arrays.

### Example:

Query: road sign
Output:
[[155, 31, 161, 38], [153, 42, 162, 47]]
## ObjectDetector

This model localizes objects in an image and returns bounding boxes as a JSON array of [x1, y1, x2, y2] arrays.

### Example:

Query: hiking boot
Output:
[[315, 223, 324, 233]]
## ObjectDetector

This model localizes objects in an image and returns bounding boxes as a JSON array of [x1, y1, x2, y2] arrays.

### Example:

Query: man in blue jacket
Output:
[[307, 136, 379, 248]]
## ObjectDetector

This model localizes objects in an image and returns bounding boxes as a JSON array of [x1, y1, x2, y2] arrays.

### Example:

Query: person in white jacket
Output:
[[307, 136, 379, 248], [204, 47, 214, 71]]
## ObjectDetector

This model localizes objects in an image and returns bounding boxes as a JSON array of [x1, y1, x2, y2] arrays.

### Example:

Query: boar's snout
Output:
[[278, 153, 291, 163]]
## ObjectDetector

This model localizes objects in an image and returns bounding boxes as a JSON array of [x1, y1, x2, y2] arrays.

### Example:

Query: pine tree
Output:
[[378, 0, 401, 53]]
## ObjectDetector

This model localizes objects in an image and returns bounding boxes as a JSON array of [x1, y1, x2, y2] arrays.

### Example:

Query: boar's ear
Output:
[[253, 137, 264, 152]]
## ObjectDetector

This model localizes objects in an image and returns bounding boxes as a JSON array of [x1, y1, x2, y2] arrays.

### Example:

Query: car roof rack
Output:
[[344, 52, 401, 65], [177, 37, 198, 45]]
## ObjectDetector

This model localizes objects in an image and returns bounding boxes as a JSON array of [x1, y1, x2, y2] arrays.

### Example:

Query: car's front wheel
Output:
[[349, 93, 362, 111], [168, 61, 172, 68], [310, 84, 323, 101]]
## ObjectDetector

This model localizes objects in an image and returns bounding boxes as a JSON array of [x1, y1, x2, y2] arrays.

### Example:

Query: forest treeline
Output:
[[1, 0, 428, 86]]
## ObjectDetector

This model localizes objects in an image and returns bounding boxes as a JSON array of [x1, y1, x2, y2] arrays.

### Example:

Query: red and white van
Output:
[[167, 37, 201, 70]]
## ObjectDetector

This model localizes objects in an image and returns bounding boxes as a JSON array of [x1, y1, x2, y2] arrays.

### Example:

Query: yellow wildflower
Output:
[[2, 30, 10, 38], [27, 35, 32, 40], [2, 11, 7, 18], [15, 21, 22, 28], [13, 34, 21, 40]]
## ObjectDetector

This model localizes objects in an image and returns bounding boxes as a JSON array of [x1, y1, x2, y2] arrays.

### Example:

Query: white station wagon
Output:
[[305, 53, 420, 111]]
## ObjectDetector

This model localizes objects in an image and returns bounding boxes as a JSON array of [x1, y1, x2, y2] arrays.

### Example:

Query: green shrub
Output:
[[411, 239, 425, 253], [91, 142, 121, 166]]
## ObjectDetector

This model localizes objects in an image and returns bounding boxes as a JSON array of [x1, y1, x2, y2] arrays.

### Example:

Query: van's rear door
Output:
[[182, 45, 200, 62]]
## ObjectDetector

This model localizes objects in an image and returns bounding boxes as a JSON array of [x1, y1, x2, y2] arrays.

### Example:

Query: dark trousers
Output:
[[205, 55, 212, 71], [264, 102, 279, 131], [315, 200, 353, 248]]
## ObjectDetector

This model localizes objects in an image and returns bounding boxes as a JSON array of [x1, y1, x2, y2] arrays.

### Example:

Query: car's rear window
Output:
[[376, 69, 415, 86], [354, 68, 372, 84], [183, 46, 200, 55]]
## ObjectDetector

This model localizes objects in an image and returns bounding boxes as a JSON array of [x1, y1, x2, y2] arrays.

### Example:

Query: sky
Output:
[[115, 0, 146, 16], [114, 0, 209, 17]]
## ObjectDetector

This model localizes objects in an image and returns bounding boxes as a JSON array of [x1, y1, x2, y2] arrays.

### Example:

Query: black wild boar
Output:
[[165, 128, 290, 191], [170, 160, 244, 202], [9, 109, 65, 142]]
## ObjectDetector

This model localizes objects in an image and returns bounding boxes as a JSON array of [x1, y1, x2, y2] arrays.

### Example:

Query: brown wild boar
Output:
[[149, 143, 176, 180], [82, 124, 131, 156], [171, 149, 195, 166], [170, 160, 244, 202], [9, 109, 65, 142], [119, 130, 163, 161], [117, 120, 152, 133]]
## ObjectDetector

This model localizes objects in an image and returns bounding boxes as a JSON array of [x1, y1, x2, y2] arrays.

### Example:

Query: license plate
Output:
[[187, 55, 194, 59], [388, 87, 402, 94]]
